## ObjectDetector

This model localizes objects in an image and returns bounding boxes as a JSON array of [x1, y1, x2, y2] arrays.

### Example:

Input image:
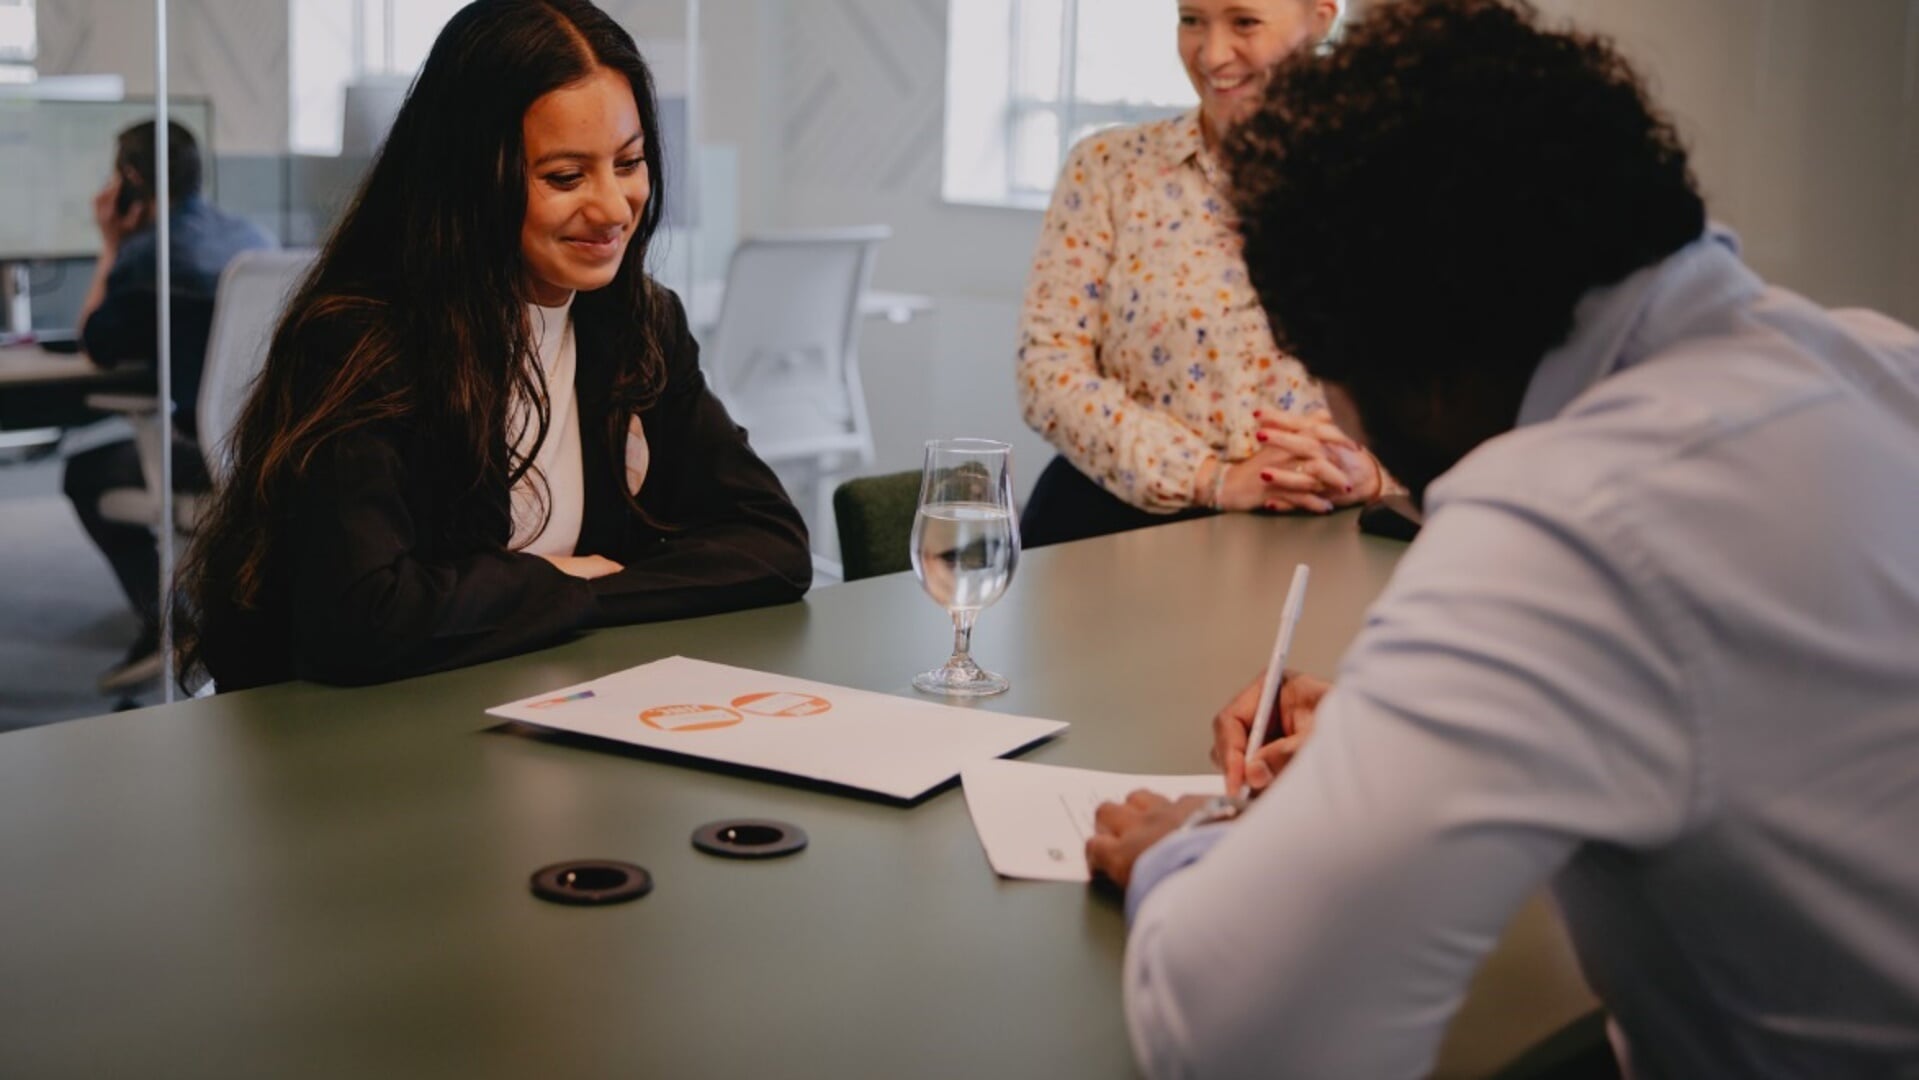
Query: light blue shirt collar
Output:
[[1517, 226, 1761, 426]]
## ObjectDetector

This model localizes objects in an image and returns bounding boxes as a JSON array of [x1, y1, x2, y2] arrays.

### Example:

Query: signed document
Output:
[[960, 759, 1221, 882]]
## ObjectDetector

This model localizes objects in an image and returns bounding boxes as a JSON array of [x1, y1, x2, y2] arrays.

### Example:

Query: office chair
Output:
[[703, 227, 889, 568], [90, 248, 317, 531], [832, 470, 920, 582]]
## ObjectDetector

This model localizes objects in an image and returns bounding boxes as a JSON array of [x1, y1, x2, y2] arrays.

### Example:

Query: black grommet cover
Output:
[[530, 860, 654, 905], [691, 819, 809, 859]]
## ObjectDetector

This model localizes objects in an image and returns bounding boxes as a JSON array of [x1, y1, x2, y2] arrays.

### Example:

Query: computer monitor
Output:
[[0, 96, 214, 260]]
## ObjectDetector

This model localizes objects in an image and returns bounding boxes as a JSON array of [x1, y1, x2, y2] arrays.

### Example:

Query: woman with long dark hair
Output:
[[176, 0, 810, 690]]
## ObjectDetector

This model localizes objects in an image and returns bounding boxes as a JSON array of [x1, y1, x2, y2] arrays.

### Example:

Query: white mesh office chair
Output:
[[702, 226, 889, 566], [92, 248, 317, 530]]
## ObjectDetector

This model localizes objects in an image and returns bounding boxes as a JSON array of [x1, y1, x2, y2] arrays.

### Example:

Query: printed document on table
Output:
[[961, 759, 1222, 882], [489, 656, 1067, 801]]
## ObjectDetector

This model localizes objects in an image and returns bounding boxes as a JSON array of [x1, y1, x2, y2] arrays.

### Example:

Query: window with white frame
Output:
[[0, 0, 36, 66], [290, 0, 468, 155], [944, 0, 1196, 209]]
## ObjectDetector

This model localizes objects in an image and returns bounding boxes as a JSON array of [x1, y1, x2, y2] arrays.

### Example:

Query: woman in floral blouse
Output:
[[1016, 0, 1385, 546]]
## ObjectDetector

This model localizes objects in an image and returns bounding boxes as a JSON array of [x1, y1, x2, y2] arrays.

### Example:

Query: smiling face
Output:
[[519, 65, 650, 306], [1179, 0, 1336, 147]]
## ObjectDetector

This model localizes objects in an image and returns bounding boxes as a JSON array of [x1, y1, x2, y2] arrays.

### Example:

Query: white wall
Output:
[[1535, 0, 1919, 324]]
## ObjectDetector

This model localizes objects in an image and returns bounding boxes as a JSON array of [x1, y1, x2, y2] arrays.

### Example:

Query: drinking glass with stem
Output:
[[909, 438, 1020, 697]]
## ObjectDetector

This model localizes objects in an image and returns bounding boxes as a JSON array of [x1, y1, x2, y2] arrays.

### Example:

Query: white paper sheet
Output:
[[489, 656, 1067, 800], [960, 759, 1223, 882]]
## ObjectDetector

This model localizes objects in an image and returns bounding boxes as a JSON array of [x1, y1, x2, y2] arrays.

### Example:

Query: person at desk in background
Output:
[[63, 120, 274, 692], [173, 0, 810, 692], [1086, 1, 1919, 1076], [1015, 0, 1389, 548]]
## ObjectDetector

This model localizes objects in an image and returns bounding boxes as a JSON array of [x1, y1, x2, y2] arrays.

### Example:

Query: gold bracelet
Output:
[[1209, 460, 1231, 510]]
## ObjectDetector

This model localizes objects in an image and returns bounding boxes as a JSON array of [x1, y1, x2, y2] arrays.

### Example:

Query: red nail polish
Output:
[[1256, 431, 1268, 442]]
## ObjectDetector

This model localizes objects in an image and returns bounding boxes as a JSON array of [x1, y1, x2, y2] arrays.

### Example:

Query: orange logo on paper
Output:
[[731, 691, 833, 717], [639, 703, 744, 732]]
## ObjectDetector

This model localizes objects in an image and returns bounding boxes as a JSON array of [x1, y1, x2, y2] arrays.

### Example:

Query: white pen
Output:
[[1238, 563, 1312, 801]]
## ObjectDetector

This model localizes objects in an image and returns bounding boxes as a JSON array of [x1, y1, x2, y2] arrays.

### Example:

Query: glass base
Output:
[[912, 655, 1009, 697]]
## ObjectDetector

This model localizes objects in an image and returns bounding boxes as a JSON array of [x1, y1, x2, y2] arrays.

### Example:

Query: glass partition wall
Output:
[[0, 0, 170, 727]]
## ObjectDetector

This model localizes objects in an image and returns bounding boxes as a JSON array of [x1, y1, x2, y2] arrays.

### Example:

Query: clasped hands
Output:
[[1084, 670, 1333, 889], [1199, 410, 1382, 514]]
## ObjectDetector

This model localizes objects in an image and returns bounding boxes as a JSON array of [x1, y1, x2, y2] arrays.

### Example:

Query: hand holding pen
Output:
[[1205, 563, 1312, 798], [1086, 565, 1324, 888], [1209, 564, 1329, 795], [1210, 669, 1333, 795]]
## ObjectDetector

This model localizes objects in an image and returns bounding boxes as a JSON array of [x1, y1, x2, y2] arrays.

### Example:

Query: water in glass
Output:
[[910, 439, 1019, 697]]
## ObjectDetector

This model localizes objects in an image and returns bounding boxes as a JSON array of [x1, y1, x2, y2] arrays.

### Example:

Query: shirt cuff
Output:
[[1125, 824, 1231, 924], [1137, 430, 1214, 513]]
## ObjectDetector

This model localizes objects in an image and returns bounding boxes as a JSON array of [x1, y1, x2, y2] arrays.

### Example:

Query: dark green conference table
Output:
[[0, 513, 1596, 1078]]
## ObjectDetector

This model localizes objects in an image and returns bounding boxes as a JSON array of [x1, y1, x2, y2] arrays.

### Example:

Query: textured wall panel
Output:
[[34, 0, 288, 153], [778, 0, 946, 194], [175, 0, 288, 153]]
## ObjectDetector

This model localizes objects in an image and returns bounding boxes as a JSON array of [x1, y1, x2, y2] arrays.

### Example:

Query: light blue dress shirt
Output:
[[1122, 230, 1919, 1078]]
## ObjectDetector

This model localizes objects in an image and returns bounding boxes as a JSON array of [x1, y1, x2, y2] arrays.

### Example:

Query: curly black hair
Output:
[[1223, 0, 1705, 444]]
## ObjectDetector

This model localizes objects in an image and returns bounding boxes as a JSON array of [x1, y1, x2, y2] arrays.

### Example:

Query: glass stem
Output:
[[949, 608, 978, 665]]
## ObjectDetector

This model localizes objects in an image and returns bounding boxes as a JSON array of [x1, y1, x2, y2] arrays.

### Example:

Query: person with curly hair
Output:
[[1085, 1, 1919, 1075], [173, 0, 811, 690], [1013, 0, 1389, 548]]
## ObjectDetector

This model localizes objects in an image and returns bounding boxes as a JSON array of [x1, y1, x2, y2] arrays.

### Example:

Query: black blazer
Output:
[[204, 290, 811, 689]]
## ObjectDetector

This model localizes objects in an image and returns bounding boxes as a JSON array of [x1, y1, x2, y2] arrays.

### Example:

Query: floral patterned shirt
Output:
[[1016, 111, 1325, 512]]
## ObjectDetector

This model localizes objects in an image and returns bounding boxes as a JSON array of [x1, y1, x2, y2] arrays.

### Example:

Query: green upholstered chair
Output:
[[832, 470, 921, 581]]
